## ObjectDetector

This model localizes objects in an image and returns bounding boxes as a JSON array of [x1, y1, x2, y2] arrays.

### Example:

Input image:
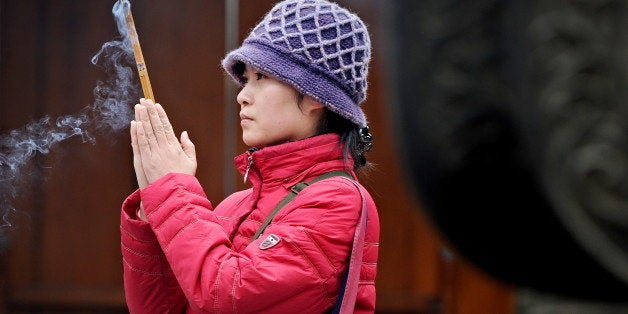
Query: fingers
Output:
[[137, 103, 159, 150], [137, 99, 177, 147], [180, 131, 196, 160], [132, 98, 197, 183], [135, 121, 152, 157], [155, 103, 178, 144], [131, 121, 149, 189], [140, 98, 169, 146], [134, 103, 141, 123], [130, 121, 141, 156]]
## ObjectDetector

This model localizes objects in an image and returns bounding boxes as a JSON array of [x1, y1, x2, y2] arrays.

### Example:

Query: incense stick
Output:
[[121, 0, 155, 101]]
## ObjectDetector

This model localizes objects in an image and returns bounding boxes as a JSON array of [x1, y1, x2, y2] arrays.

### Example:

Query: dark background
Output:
[[0, 0, 543, 313]]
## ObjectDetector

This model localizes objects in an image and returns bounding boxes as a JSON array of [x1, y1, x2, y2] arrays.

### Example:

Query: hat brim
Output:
[[221, 39, 367, 127]]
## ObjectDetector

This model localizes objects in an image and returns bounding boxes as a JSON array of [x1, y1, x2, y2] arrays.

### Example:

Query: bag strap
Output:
[[251, 170, 353, 242], [335, 179, 368, 314]]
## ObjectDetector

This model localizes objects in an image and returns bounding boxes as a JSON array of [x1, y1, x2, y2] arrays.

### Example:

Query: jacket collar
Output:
[[234, 133, 354, 186]]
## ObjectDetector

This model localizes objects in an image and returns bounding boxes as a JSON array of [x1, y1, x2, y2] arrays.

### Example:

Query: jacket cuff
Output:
[[121, 189, 156, 241], [120, 189, 167, 274], [139, 173, 218, 251], [141, 173, 208, 218]]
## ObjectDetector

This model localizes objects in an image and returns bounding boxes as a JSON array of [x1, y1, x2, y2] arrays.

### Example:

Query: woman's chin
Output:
[[242, 136, 265, 149]]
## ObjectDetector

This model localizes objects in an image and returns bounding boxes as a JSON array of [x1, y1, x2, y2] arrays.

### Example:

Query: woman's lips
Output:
[[240, 113, 253, 126]]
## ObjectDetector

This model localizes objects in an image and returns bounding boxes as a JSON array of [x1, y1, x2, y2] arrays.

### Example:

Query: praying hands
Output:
[[130, 98, 197, 190]]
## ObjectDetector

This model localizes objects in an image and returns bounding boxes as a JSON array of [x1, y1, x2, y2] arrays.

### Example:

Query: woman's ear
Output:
[[301, 96, 325, 115]]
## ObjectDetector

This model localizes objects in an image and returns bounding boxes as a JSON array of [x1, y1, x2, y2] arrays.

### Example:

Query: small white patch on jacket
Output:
[[259, 234, 281, 250]]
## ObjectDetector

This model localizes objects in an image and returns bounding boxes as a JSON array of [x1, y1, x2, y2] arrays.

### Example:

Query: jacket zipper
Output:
[[243, 156, 253, 183], [243, 148, 258, 183]]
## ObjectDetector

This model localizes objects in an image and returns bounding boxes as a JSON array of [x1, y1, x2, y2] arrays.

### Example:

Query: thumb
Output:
[[180, 131, 196, 159]]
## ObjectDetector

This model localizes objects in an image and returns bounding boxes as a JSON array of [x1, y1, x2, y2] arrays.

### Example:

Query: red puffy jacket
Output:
[[120, 134, 380, 313]]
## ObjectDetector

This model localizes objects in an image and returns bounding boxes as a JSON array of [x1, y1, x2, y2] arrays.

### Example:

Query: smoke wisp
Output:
[[0, 0, 139, 236]]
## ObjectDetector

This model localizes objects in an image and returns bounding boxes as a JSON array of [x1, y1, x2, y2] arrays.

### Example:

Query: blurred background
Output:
[[1, 0, 627, 313]]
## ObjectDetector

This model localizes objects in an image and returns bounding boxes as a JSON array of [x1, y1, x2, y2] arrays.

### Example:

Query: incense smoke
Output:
[[0, 1, 138, 236]]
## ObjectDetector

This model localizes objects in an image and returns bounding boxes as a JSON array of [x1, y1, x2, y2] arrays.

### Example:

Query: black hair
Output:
[[233, 61, 246, 80], [317, 109, 373, 171]]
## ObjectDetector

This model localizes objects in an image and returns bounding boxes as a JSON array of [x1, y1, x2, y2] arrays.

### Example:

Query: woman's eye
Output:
[[256, 72, 267, 80]]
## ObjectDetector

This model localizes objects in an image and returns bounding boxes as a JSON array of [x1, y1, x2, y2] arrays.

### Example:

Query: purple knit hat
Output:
[[221, 0, 371, 128]]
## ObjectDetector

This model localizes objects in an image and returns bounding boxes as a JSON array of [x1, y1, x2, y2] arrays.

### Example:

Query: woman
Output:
[[121, 0, 379, 312]]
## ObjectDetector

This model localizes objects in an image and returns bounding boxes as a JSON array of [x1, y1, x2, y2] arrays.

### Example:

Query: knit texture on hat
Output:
[[222, 0, 371, 127]]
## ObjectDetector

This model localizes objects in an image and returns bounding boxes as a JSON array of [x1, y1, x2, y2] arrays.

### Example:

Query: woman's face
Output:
[[237, 64, 323, 148]]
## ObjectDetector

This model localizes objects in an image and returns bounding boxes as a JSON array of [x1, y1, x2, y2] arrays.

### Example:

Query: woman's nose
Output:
[[237, 87, 251, 106]]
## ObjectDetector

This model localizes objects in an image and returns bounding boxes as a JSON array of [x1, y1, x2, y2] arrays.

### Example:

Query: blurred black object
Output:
[[383, 0, 628, 301]]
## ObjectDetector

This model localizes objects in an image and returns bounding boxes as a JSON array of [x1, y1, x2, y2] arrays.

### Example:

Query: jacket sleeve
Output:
[[140, 173, 360, 313], [120, 189, 187, 314]]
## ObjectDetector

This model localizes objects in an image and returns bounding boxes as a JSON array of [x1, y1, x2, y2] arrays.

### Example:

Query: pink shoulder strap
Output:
[[337, 181, 369, 313]]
